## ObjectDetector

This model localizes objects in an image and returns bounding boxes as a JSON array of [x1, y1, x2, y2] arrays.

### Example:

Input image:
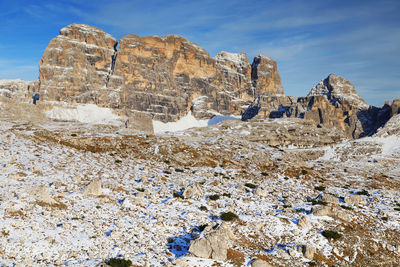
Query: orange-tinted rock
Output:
[[392, 98, 400, 116], [39, 24, 117, 104], [39, 24, 285, 122], [251, 55, 284, 96]]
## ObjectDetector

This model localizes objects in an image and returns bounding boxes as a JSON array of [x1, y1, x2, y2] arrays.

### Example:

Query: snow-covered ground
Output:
[[0, 100, 399, 266], [152, 111, 240, 133]]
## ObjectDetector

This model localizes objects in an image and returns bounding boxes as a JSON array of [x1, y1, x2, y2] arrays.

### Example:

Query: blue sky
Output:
[[1, 0, 399, 106]]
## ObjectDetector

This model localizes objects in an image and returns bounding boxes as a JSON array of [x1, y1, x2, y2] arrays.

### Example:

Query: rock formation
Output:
[[253, 74, 392, 138], [39, 24, 118, 103], [251, 54, 284, 96], [0, 79, 38, 100], [307, 73, 368, 109], [38, 24, 284, 122], [35, 24, 398, 138]]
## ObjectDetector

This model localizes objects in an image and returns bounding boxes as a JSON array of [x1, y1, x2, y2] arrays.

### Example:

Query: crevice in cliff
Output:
[[105, 42, 119, 88], [250, 56, 260, 98]]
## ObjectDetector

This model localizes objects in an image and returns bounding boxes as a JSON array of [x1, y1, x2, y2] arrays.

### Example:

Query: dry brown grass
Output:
[[227, 248, 245, 266]]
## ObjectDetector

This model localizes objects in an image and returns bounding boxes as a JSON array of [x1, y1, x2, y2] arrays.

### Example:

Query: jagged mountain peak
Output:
[[308, 73, 369, 109]]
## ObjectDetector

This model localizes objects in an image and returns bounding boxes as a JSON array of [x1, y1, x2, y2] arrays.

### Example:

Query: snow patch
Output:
[[153, 111, 240, 133], [45, 104, 122, 125]]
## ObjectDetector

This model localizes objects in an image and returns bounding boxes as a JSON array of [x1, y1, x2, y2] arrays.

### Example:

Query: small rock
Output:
[[182, 183, 204, 199], [172, 258, 188, 266], [303, 245, 316, 259], [288, 248, 296, 257], [312, 205, 336, 216], [188, 222, 233, 261], [254, 187, 268, 197], [320, 194, 339, 205], [297, 215, 311, 228], [345, 195, 363, 205], [29, 185, 57, 205], [84, 178, 102, 196], [251, 258, 273, 267], [72, 175, 81, 182]]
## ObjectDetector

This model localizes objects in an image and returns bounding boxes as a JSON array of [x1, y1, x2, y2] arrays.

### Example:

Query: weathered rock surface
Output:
[[302, 245, 316, 260], [29, 185, 57, 205], [188, 222, 234, 260], [307, 73, 368, 109], [251, 258, 273, 267], [0, 79, 38, 100], [391, 98, 400, 116], [182, 183, 204, 199], [320, 194, 339, 205], [1, 105, 400, 266], [253, 74, 392, 138], [39, 24, 118, 104], [251, 55, 284, 96], [344, 194, 363, 205], [39, 24, 284, 122], [84, 178, 102, 196], [297, 215, 311, 228]]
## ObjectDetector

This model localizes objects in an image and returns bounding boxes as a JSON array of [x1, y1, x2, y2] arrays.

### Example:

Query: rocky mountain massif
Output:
[[39, 24, 283, 123], [12, 24, 386, 138], [1, 24, 398, 138]]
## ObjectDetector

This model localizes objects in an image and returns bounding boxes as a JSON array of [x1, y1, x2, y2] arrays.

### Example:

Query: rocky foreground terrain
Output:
[[1, 23, 399, 267], [0, 98, 399, 266]]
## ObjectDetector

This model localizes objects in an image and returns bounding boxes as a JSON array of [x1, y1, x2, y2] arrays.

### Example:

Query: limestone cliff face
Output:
[[253, 74, 391, 138], [107, 34, 218, 121], [39, 24, 284, 122], [39, 24, 117, 104], [307, 74, 368, 109], [251, 55, 284, 96]]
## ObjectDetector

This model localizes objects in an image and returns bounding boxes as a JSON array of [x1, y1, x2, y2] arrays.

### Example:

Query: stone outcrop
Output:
[[392, 98, 400, 116], [39, 24, 118, 104], [251, 55, 284, 96], [39, 24, 284, 122], [84, 178, 102, 196], [307, 74, 368, 109], [252, 74, 392, 138], [0, 79, 38, 100], [188, 222, 235, 261]]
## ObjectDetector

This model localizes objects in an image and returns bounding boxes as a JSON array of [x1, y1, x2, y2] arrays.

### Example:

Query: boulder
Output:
[[303, 245, 316, 259], [84, 178, 102, 196], [251, 258, 273, 267], [182, 183, 204, 199], [188, 222, 234, 261], [344, 194, 363, 205], [29, 185, 57, 205], [297, 215, 311, 228], [312, 205, 337, 216], [320, 194, 339, 205]]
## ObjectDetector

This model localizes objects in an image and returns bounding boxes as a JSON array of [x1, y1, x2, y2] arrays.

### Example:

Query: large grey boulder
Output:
[[188, 222, 235, 261]]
